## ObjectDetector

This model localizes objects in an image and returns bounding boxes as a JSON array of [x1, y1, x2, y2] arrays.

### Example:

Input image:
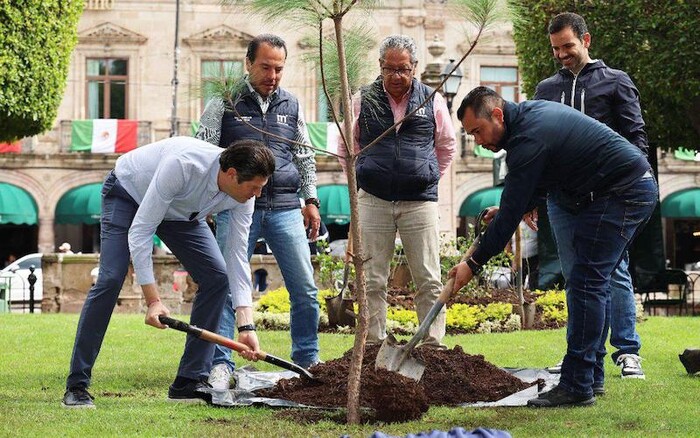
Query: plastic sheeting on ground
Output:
[[204, 366, 560, 408]]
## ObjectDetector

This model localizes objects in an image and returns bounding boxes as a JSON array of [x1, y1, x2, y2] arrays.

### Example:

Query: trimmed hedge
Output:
[[510, 0, 700, 150], [0, 1, 83, 142]]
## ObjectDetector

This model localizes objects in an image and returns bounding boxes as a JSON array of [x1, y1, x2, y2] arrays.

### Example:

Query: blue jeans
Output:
[[66, 171, 228, 389], [549, 212, 642, 382], [547, 176, 657, 396], [213, 208, 320, 369]]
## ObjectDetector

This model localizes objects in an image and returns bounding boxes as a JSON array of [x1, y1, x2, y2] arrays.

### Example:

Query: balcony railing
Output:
[[84, 0, 114, 10]]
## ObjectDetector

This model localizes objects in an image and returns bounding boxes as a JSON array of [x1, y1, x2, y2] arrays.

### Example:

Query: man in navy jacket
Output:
[[535, 12, 649, 381], [451, 87, 657, 407]]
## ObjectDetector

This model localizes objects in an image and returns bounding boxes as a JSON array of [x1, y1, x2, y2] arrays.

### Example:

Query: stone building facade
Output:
[[1, 0, 698, 288]]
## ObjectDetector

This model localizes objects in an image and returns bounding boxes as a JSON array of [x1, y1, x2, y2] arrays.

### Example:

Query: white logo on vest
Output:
[[276, 114, 289, 124]]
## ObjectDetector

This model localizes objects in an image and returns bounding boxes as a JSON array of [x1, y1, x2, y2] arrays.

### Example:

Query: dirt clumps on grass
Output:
[[257, 343, 532, 423]]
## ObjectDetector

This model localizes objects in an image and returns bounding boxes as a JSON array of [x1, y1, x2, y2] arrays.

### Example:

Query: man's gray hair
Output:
[[379, 35, 418, 64]]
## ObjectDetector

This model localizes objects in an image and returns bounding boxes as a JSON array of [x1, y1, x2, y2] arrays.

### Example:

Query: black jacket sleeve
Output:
[[613, 73, 648, 156]]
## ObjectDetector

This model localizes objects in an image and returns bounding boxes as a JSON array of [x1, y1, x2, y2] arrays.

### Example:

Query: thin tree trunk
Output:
[[333, 14, 367, 425], [515, 225, 525, 326]]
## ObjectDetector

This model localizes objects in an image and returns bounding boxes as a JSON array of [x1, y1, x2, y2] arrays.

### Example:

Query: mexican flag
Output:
[[71, 119, 138, 153], [307, 122, 340, 155]]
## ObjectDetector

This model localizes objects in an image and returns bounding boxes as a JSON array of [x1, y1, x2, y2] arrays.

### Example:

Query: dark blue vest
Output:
[[220, 87, 301, 210], [357, 77, 438, 201]]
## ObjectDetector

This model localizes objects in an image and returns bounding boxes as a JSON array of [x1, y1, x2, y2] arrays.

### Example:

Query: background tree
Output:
[[509, 0, 700, 151], [219, 0, 503, 424], [0, 1, 83, 142]]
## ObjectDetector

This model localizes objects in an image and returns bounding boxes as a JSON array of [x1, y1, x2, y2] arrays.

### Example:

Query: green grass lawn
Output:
[[1, 314, 699, 437]]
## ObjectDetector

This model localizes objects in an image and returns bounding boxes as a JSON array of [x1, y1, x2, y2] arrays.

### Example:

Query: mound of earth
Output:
[[257, 343, 534, 423]]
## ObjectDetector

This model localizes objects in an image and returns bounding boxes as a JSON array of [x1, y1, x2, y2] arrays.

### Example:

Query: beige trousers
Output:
[[358, 189, 445, 346]]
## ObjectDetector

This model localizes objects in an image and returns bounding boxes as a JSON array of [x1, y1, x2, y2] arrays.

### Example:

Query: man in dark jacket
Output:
[[535, 12, 648, 381], [451, 87, 657, 407], [196, 34, 321, 390], [338, 35, 456, 346]]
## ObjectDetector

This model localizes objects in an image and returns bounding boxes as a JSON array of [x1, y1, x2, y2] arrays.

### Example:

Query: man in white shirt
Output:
[[62, 138, 275, 409]]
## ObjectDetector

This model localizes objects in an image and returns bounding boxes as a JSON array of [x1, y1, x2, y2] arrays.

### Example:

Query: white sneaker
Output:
[[208, 363, 233, 391], [616, 354, 645, 379]]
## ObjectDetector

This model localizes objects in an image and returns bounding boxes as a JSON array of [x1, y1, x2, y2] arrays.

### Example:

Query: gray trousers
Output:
[[358, 189, 445, 345], [66, 171, 228, 389]]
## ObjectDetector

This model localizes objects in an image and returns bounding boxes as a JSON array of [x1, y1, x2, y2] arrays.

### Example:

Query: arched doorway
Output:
[[662, 188, 700, 269], [0, 183, 38, 263], [54, 183, 102, 253]]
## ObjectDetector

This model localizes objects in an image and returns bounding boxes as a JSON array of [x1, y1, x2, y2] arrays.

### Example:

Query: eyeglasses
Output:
[[381, 67, 414, 77]]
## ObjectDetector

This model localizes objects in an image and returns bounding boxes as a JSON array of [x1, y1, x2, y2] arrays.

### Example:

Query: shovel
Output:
[[375, 209, 490, 381], [326, 232, 356, 328], [325, 261, 356, 328], [158, 315, 318, 382]]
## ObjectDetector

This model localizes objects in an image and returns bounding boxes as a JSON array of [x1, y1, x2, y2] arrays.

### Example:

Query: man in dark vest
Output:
[[196, 34, 321, 391], [338, 34, 456, 346]]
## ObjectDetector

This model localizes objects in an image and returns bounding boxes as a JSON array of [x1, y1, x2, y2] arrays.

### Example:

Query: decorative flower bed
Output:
[[253, 285, 568, 335]]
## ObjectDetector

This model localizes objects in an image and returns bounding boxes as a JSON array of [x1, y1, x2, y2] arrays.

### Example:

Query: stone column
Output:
[[37, 216, 56, 254]]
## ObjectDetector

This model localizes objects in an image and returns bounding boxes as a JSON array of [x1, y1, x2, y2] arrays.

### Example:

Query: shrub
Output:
[[534, 289, 567, 324], [315, 241, 352, 291], [254, 311, 290, 330], [387, 307, 419, 326], [255, 288, 291, 313], [445, 303, 482, 332], [482, 302, 514, 322], [0, 1, 83, 141]]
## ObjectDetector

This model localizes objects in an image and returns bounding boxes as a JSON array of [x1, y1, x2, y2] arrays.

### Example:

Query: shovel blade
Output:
[[375, 334, 426, 381]]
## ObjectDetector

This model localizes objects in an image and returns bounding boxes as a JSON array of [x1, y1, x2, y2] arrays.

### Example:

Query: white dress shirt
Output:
[[115, 136, 254, 308]]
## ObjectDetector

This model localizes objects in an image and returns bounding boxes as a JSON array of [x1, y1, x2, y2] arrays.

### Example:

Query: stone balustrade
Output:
[[40, 253, 318, 314]]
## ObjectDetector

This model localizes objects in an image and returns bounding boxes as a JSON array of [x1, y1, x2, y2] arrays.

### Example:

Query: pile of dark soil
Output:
[[257, 343, 534, 423]]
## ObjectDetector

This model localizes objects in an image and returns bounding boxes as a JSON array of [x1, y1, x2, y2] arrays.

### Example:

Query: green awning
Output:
[[0, 183, 38, 225], [317, 184, 350, 225], [459, 187, 504, 216], [661, 188, 700, 218], [56, 183, 102, 225]]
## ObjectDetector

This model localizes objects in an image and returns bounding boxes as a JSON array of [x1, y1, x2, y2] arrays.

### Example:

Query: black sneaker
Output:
[[527, 385, 595, 408], [592, 383, 605, 396], [61, 387, 95, 409], [167, 378, 213, 404]]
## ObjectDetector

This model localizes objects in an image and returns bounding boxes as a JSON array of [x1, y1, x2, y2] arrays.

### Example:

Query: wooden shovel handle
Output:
[[158, 315, 267, 360]]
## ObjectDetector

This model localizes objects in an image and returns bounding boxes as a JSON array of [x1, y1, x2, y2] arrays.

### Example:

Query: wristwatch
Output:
[[305, 198, 321, 208], [465, 257, 483, 275], [237, 324, 256, 332]]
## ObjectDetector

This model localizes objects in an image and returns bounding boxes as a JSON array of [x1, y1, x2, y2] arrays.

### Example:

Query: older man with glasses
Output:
[[338, 34, 456, 347]]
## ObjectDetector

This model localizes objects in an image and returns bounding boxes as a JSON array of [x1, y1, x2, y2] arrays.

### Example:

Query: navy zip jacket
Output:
[[534, 60, 648, 155], [471, 100, 650, 266]]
